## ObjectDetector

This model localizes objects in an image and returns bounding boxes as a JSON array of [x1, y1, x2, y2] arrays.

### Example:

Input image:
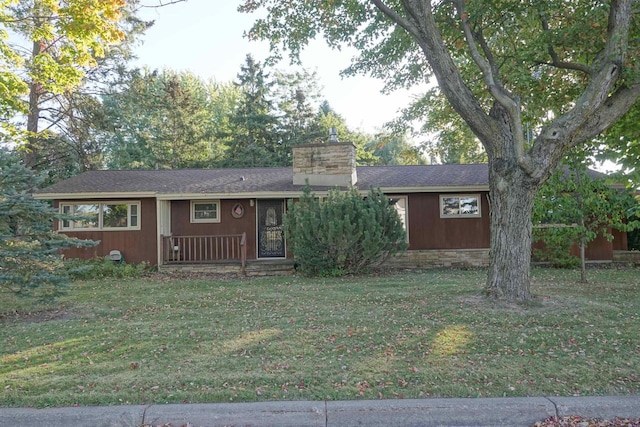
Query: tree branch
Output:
[[530, 0, 637, 179], [371, 0, 497, 147], [538, 11, 591, 75], [140, 0, 187, 8], [474, 28, 501, 80], [453, 0, 531, 173], [371, 0, 422, 41]]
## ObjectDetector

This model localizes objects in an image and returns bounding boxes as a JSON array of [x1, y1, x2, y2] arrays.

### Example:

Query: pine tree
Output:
[[285, 185, 407, 276], [0, 149, 96, 299], [224, 55, 279, 167]]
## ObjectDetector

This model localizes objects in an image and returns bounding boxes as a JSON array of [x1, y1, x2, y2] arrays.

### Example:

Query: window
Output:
[[440, 195, 481, 218], [190, 200, 220, 223], [59, 202, 141, 231]]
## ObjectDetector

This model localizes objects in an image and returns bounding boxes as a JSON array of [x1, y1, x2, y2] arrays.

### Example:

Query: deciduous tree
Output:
[[597, 102, 640, 187], [310, 100, 375, 164], [1, 0, 127, 166], [393, 88, 487, 164], [100, 69, 230, 169], [365, 133, 427, 165], [241, 0, 640, 300], [533, 153, 639, 282]]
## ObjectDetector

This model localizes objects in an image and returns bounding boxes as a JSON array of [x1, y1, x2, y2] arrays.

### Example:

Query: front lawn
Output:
[[1, 268, 638, 407]]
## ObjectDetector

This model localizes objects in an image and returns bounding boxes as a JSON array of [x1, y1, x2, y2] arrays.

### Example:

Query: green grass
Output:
[[1, 268, 639, 407]]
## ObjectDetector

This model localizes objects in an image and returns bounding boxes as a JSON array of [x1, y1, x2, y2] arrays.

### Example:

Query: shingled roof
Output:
[[34, 164, 490, 199]]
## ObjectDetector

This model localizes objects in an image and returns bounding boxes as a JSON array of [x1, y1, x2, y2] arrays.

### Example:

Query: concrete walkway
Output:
[[1, 396, 639, 427]]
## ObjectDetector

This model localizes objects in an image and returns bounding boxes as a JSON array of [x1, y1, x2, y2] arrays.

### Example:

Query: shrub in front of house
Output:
[[65, 257, 151, 280], [285, 185, 408, 276]]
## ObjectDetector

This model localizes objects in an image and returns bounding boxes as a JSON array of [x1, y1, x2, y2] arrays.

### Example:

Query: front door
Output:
[[257, 199, 286, 258]]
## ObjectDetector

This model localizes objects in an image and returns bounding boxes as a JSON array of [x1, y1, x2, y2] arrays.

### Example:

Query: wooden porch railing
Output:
[[162, 233, 246, 273]]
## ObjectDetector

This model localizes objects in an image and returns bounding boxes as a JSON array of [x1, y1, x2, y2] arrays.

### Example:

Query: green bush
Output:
[[285, 185, 408, 276], [65, 257, 151, 280]]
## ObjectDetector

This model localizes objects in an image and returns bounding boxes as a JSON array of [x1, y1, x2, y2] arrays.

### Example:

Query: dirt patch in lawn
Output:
[[458, 293, 572, 313], [0, 308, 79, 324]]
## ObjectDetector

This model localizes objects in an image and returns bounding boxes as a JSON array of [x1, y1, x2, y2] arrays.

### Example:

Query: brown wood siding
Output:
[[171, 199, 258, 259], [611, 228, 628, 251], [533, 229, 617, 262], [569, 231, 613, 261], [403, 193, 491, 250], [54, 198, 157, 265]]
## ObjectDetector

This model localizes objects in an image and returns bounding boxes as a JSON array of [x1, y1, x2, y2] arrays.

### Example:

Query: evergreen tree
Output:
[[0, 149, 96, 299], [224, 55, 279, 167], [285, 185, 407, 276], [272, 69, 325, 164]]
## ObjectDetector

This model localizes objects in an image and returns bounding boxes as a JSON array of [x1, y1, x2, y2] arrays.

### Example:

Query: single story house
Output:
[[33, 142, 628, 273]]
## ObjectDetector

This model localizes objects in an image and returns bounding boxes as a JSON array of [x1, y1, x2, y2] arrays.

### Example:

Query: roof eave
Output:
[[375, 185, 489, 193], [162, 187, 491, 200], [33, 192, 158, 200], [33, 186, 490, 201]]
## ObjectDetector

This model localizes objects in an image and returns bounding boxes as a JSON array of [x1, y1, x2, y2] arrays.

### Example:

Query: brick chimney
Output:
[[292, 141, 358, 187]]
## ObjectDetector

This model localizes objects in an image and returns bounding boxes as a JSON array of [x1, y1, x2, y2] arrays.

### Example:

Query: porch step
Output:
[[158, 260, 295, 276], [245, 260, 296, 276], [613, 250, 640, 265]]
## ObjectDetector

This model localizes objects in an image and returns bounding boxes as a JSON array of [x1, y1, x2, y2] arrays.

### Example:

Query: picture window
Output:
[[440, 195, 481, 218], [59, 202, 141, 231]]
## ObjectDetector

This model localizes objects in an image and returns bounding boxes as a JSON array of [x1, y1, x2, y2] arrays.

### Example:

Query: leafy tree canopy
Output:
[[364, 132, 427, 165], [533, 152, 640, 276], [0, 0, 127, 124], [597, 101, 640, 188], [100, 68, 230, 169]]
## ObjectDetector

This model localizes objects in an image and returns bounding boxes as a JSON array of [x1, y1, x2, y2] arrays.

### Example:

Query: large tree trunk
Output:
[[368, 0, 640, 301], [24, 40, 42, 170], [484, 162, 540, 301]]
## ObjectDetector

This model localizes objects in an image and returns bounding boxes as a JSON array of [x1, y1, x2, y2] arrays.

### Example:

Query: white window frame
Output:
[[439, 194, 482, 218], [59, 201, 141, 231], [190, 200, 221, 223]]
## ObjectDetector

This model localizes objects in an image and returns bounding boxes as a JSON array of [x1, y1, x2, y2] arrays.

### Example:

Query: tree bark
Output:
[[24, 40, 42, 170], [484, 161, 539, 301]]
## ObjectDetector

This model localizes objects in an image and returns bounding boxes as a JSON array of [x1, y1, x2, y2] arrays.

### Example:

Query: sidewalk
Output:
[[1, 395, 638, 427]]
